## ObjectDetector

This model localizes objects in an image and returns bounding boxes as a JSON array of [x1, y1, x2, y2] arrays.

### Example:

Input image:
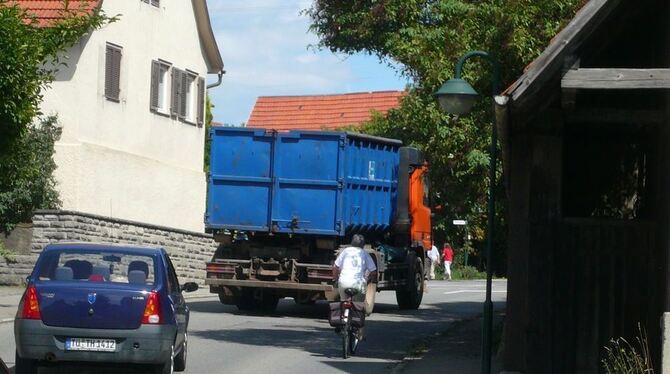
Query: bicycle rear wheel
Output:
[[342, 324, 350, 359], [349, 330, 359, 355]]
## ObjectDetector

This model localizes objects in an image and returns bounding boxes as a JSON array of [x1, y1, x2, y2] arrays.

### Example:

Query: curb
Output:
[[390, 357, 413, 374]]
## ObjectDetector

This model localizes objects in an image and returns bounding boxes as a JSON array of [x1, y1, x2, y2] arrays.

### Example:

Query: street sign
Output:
[[452, 219, 467, 226]]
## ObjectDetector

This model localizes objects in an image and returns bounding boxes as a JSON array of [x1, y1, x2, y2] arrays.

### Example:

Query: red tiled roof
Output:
[[10, 0, 102, 27], [246, 91, 406, 131]]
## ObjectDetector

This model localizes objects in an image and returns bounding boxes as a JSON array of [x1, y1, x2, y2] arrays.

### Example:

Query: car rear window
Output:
[[36, 250, 157, 286]]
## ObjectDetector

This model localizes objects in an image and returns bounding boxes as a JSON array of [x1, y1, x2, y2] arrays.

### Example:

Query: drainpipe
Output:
[[207, 69, 225, 89]]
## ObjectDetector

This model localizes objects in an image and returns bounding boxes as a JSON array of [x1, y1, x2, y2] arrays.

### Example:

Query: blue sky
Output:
[[206, 0, 410, 125]]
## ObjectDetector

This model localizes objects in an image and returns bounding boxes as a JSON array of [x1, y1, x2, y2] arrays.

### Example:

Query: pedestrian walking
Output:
[[443, 243, 454, 280], [428, 243, 439, 280]]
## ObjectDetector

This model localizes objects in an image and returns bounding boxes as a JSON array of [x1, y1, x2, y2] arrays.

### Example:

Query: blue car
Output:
[[14, 243, 198, 374]]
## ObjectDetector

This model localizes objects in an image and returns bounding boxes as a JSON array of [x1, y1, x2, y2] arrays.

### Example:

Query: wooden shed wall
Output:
[[503, 124, 665, 373]]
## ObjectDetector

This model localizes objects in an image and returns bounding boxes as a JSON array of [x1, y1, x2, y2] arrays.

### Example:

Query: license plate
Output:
[[65, 338, 116, 352]]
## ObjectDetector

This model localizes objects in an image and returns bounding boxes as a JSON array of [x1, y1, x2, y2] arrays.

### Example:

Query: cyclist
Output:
[[333, 234, 377, 303], [333, 234, 377, 342]]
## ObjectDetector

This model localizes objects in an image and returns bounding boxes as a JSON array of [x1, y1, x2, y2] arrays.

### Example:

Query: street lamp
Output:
[[435, 50, 501, 374]]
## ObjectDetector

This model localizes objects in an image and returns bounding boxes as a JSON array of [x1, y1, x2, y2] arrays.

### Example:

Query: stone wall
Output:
[[0, 210, 219, 285]]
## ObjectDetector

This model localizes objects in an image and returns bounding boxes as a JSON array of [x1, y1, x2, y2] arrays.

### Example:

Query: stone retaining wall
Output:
[[0, 210, 219, 285]]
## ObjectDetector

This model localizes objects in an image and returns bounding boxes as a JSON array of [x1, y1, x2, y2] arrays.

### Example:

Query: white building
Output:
[[18, 0, 224, 232]]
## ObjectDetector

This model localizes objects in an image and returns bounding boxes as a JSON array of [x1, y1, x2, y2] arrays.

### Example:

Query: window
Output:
[[183, 71, 196, 122], [142, 0, 160, 7], [105, 43, 122, 101], [563, 128, 651, 219], [170, 68, 205, 126], [150, 60, 171, 113], [37, 250, 156, 286], [165, 256, 180, 293]]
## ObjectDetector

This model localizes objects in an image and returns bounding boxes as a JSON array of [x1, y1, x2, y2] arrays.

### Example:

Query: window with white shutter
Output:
[[150, 60, 171, 113], [183, 71, 198, 124], [169, 67, 202, 126], [105, 43, 122, 101]]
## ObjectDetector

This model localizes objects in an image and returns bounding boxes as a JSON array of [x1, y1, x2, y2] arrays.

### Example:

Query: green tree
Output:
[[0, 116, 62, 233], [307, 0, 584, 272], [204, 97, 214, 173], [0, 1, 115, 233]]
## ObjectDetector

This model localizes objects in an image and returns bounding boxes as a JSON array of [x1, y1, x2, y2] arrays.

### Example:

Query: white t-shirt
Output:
[[334, 246, 377, 288], [429, 245, 439, 262]]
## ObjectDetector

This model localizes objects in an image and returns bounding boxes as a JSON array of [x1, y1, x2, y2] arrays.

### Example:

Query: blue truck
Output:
[[204, 127, 432, 313]]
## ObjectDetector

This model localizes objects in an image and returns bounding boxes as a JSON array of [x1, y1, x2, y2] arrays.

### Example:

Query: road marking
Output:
[[443, 290, 507, 295]]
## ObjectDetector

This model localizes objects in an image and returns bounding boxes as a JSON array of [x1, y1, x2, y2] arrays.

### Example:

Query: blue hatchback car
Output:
[[14, 243, 198, 374]]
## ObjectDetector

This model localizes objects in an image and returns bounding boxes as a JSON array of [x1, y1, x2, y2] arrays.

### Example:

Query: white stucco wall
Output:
[[41, 0, 211, 232]]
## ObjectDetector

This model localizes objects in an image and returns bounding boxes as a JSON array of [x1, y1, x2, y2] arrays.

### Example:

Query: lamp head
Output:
[[434, 78, 479, 115]]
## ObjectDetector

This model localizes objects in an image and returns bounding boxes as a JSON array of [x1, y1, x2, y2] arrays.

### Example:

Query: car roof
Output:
[[43, 243, 164, 256]]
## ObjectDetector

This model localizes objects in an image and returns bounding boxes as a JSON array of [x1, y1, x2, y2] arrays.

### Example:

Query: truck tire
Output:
[[395, 256, 424, 309], [365, 283, 376, 316], [218, 292, 238, 305]]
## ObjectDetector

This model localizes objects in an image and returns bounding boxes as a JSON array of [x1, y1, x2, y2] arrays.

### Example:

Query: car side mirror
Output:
[[181, 282, 199, 293]]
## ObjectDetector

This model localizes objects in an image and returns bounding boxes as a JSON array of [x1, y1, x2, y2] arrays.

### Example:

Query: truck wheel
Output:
[[365, 283, 377, 316], [218, 292, 238, 305], [236, 288, 255, 311], [395, 257, 424, 309]]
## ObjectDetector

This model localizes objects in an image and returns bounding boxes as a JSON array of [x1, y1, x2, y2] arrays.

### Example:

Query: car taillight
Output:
[[142, 291, 162, 324], [342, 301, 352, 309], [20, 286, 41, 320]]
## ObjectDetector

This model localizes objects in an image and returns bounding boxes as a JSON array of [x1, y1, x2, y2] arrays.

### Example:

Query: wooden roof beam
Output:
[[562, 68, 670, 89]]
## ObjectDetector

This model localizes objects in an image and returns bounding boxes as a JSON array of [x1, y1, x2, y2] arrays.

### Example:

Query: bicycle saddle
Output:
[[344, 288, 359, 297]]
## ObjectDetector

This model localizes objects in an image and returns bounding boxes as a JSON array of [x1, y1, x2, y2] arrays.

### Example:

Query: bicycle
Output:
[[331, 288, 365, 359]]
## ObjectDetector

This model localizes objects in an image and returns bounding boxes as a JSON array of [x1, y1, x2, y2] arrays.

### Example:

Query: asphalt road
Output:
[[0, 280, 506, 373]]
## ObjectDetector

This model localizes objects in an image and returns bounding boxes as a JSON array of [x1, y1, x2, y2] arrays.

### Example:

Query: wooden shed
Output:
[[498, 0, 670, 372]]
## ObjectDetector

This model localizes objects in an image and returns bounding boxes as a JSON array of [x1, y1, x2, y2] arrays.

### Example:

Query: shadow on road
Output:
[[3, 298, 505, 373], [3, 362, 157, 374], [188, 298, 505, 373]]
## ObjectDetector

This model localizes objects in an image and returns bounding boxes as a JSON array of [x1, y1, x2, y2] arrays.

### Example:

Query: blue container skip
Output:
[[206, 127, 402, 237]]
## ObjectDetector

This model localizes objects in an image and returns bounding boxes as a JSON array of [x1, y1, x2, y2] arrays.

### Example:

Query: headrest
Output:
[[54, 266, 73, 281], [128, 270, 147, 285], [128, 261, 149, 277]]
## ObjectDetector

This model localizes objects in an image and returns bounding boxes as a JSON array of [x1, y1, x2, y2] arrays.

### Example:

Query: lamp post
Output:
[[434, 51, 501, 374]]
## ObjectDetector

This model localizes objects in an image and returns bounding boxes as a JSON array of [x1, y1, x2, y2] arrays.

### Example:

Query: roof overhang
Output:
[[192, 0, 224, 74], [504, 0, 623, 122]]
